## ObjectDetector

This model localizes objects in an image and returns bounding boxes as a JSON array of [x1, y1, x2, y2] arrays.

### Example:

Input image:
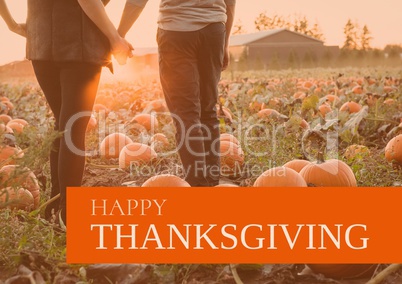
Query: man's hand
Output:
[[9, 22, 26, 37], [222, 46, 230, 71], [111, 37, 134, 65]]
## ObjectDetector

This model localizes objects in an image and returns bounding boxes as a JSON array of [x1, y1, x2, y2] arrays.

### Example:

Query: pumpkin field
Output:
[[1, 66, 402, 283]]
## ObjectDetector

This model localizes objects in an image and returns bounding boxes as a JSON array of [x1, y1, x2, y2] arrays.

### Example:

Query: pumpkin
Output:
[[0, 165, 41, 209], [325, 94, 340, 104], [9, 118, 28, 126], [215, 184, 239, 187], [93, 103, 109, 113], [130, 114, 159, 132], [257, 108, 281, 120], [144, 99, 168, 113], [220, 140, 244, 176], [307, 264, 376, 280], [217, 106, 233, 123], [300, 119, 310, 130], [293, 91, 307, 100], [344, 145, 370, 160], [383, 98, 395, 106], [339, 101, 362, 114], [385, 134, 402, 165], [220, 133, 240, 145], [318, 103, 332, 117], [141, 174, 190, 187], [150, 133, 169, 148], [283, 159, 312, 173], [352, 85, 363, 95], [100, 133, 133, 159], [86, 116, 97, 132], [253, 167, 307, 187], [0, 124, 13, 135], [0, 114, 12, 124], [119, 143, 157, 169], [0, 187, 34, 211], [299, 158, 357, 187], [6, 120, 24, 134], [0, 146, 24, 165]]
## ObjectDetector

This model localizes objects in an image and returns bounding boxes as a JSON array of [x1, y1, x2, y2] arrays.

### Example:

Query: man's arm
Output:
[[76, 0, 133, 64], [0, 0, 26, 37], [222, 1, 236, 70], [117, 1, 148, 38]]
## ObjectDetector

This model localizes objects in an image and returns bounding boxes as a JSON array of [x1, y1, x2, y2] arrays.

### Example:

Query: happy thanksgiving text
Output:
[[89, 198, 369, 251]]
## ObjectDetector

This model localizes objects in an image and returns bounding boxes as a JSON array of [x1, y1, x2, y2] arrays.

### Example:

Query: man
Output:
[[118, 0, 236, 186]]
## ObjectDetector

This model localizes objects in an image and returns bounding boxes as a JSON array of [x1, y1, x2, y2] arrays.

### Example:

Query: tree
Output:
[[254, 12, 325, 41], [342, 19, 359, 50], [232, 19, 247, 35], [360, 25, 372, 51]]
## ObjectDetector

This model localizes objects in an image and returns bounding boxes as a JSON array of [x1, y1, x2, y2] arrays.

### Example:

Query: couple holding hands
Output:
[[1, 0, 236, 226]]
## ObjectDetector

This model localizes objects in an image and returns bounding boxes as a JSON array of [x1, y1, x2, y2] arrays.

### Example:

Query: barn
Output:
[[229, 28, 340, 69]]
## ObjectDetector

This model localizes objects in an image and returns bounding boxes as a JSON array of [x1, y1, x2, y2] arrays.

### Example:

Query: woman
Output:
[[1, 0, 133, 226]]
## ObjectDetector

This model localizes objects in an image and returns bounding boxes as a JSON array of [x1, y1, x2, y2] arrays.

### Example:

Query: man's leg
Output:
[[198, 23, 226, 186], [157, 28, 209, 186]]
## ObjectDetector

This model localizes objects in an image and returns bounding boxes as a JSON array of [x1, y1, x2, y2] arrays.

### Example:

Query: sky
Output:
[[0, 0, 401, 65]]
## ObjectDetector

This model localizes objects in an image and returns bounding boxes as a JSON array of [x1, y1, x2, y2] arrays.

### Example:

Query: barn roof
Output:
[[230, 28, 324, 46]]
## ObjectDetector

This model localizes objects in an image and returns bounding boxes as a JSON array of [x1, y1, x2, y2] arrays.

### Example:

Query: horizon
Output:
[[0, 0, 401, 66]]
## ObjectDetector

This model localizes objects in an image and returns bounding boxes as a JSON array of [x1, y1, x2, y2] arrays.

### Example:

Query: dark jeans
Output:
[[157, 23, 225, 187], [32, 61, 102, 224]]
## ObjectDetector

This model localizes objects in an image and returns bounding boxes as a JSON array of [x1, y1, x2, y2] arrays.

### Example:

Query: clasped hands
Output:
[[111, 36, 134, 65]]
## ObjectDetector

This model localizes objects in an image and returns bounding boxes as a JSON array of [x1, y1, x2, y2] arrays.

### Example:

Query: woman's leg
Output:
[[57, 62, 102, 224], [31, 61, 62, 220]]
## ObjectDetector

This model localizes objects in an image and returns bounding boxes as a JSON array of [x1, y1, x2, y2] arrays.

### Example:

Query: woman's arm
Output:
[[0, 0, 26, 37], [76, 0, 133, 64]]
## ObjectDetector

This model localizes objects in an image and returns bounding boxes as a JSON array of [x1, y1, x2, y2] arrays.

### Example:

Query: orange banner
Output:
[[67, 187, 401, 264]]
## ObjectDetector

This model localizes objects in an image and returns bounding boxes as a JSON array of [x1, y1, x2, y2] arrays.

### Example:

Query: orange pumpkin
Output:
[[257, 108, 281, 120], [0, 124, 13, 135], [253, 167, 307, 187], [141, 174, 190, 187], [100, 133, 133, 159], [0, 187, 34, 211], [217, 106, 233, 123], [86, 116, 97, 132], [215, 184, 239, 187], [0, 146, 24, 165], [144, 99, 168, 113], [299, 159, 357, 187], [0, 165, 40, 209], [383, 98, 395, 106], [6, 121, 24, 134], [119, 143, 157, 169], [344, 145, 370, 160], [220, 140, 244, 176], [283, 159, 312, 173], [318, 103, 332, 117], [385, 134, 402, 165], [9, 118, 28, 126], [220, 133, 240, 145], [307, 264, 376, 280], [339, 101, 362, 114], [0, 114, 12, 124], [93, 103, 109, 113], [131, 114, 159, 132], [325, 94, 340, 104], [150, 133, 170, 148], [352, 85, 363, 95]]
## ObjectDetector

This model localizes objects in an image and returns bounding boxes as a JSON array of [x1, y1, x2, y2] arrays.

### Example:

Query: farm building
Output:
[[229, 28, 340, 68]]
